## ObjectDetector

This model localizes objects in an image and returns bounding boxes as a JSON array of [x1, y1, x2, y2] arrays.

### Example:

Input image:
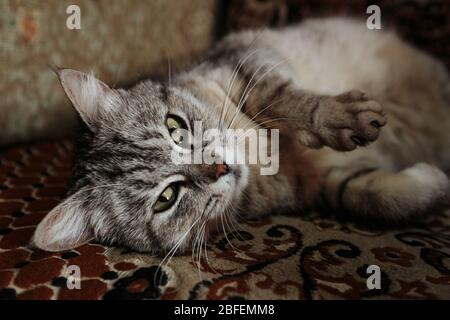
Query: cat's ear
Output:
[[56, 69, 113, 130], [31, 193, 94, 252]]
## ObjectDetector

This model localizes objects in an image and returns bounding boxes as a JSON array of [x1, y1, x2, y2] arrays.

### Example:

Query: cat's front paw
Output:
[[311, 90, 387, 151]]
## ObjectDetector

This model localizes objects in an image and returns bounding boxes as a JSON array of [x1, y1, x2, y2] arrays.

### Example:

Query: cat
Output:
[[32, 17, 450, 255]]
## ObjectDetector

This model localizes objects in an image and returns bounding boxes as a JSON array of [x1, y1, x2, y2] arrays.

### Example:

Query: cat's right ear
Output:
[[31, 191, 94, 252], [56, 69, 116, 131]]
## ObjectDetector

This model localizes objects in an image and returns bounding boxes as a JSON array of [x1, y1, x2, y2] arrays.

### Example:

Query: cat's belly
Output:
[[259, 19, 450, 169], [256, 18, 392, 97], [277, 135, 323, 207]]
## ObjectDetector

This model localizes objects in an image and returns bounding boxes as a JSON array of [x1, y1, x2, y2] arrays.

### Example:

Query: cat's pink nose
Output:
[[215, 163, 229, 179]]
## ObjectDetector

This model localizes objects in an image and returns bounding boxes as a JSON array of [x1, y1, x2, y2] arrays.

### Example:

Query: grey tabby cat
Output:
[[32, 18, 450, 254]]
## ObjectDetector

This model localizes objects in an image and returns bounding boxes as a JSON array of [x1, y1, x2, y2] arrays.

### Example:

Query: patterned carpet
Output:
[[0, 141, 450, 299]]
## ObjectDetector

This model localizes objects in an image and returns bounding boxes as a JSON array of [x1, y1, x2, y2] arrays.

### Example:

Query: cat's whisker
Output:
[[235, 194, 248, 220], [190, 195, 215, 277], [158, 234, 193, 284], [194, 221, 207, 281], [219, 206, 239, 252], [229, 216, 246, 241], [224, 213, 239, 242], [227, 62, 269, 129], [199, 223, 207, 276], [221, 200, 238, 234], [194, 223, 202, 267], [154, 216, 201, 285], [218, 54, 247, 130], [226, 205, 243, 234], [219, 49, 265, 130], [223, 198, 246, 242], [202, 227, 220, 275], [191, 227, 198, 273], [190, 225, 199, 266], [191, 221, 203, 271], [234, 96, 287, 131], [220, 203, 245, 253], [227, 59, 289, 132], [224, 61, 289, 148], [219, 32, 266, 130], [236, 117, 300, 143], [198, 219, 221, 275]]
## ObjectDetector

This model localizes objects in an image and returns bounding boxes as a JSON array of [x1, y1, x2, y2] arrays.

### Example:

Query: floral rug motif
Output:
[[0, 141, 449, 299]]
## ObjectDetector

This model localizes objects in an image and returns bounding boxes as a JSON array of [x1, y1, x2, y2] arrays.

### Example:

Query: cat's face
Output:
[[32, 69, 248, 254]]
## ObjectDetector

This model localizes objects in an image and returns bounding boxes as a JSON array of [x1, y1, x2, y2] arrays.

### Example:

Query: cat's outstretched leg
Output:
[[322, 162, 449, 221], [241, 76, 386, 151], [293, 89, 387, 151]]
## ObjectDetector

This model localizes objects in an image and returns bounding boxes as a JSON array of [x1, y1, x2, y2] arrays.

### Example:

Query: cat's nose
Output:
[[214, 163, 229, 179]]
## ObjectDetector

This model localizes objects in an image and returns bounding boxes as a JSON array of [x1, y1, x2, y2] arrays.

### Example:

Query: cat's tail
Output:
[[322, 162, 449, 223]]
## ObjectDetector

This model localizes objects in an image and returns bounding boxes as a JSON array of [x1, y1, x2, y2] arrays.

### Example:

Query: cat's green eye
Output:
[[166, 115, 187, 145], [153, 185, 178, 213]]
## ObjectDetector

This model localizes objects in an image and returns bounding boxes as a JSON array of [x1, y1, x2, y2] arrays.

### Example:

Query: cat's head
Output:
[[32, 69, 249, 254]]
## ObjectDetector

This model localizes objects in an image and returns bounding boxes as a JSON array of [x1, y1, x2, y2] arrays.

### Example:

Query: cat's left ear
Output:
[[56, 68, 116, 130], [31, 192, 94, 252]]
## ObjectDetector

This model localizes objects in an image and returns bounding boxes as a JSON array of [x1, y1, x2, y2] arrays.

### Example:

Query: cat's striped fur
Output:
[[33, 18, 450, 255]]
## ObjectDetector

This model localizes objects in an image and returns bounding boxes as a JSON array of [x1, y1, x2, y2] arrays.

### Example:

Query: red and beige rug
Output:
[[0, 141, 449, 299]]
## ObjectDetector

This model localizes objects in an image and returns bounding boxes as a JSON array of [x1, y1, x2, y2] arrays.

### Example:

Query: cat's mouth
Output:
[[228, 164, 248, 198], [204, 163, 247, 224], [202, 196, 234, 239], [210, 164, 247, 200]]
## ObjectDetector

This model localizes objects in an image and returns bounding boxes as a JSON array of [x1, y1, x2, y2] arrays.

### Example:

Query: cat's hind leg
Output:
[[322, 162, 449, 222]]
